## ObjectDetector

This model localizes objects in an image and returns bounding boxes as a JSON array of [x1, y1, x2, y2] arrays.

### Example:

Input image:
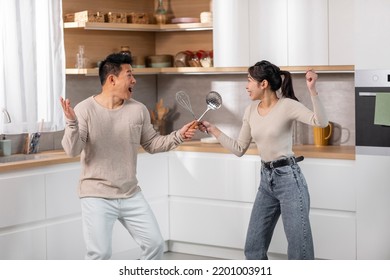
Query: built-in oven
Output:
[[355, 70, 390, 155]]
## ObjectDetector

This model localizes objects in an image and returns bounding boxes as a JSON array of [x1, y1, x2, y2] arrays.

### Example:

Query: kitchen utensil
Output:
[[190, 91, 222, 129], [176, 91, 196, 119], [197, 91, 222, 121]]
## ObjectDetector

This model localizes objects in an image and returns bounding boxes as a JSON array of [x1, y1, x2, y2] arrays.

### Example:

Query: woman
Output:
[[198, 60, 328, 260]]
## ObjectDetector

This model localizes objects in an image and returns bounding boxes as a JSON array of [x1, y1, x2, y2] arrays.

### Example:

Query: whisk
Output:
[[176, 91, 196, 119]]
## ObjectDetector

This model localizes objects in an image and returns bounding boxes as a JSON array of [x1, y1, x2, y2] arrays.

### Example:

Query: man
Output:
[[60, 52, 196, 260]]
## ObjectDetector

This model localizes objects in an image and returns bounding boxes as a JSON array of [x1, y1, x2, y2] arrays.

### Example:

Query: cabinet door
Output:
[[170, 196, 252, 249], [213, 0, 250, 67], [0, 174, 45, 227], [269, 211, 356, 259], [287, 0, 328, 66], [328, 0, 355, 65], [356, 154, 390, 259], [46, 219, 85, 260], [0, 228, 46, 259], [299, 158, 356, 211], [249, 0, 288, 66], [45, 163, 82, 219], [355, 0, 390, 69], [169, 152, 258, 203]]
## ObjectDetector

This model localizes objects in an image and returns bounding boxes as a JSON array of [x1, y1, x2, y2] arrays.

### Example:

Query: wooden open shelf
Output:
[[64, 22, 213, 32], [66, 65, 355, 76]]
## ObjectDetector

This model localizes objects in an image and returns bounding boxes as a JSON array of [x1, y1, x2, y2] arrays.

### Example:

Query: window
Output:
[[0, 0, 65, 134]]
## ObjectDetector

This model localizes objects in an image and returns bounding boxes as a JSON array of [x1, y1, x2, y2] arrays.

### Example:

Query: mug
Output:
[[329, 121, 351, 145], [313, 123, 333, 146]]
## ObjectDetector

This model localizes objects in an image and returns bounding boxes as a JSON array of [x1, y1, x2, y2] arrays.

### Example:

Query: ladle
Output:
[[190, 91, 222, 129]]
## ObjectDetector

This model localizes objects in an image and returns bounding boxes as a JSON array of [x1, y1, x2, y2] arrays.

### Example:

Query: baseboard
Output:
[[168, 241, 245, 260]]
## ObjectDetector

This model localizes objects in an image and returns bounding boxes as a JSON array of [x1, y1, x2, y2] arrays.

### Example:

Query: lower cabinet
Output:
[[1, 151, 389, 259], [355, 154, 390, 259], [168, 152, 358, 260], [0, 152, 169, 260]]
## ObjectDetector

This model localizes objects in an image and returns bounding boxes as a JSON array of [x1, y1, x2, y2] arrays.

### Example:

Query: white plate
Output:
[[200, 137, 219, 144], [171, 17, 200, 24]]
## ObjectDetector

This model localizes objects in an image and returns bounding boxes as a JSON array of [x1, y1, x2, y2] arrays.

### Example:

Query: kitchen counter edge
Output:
[[0, 143, 355, 172]]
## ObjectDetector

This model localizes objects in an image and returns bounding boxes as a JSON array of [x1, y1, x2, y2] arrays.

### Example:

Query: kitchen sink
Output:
[[0, 153, 58, 164]]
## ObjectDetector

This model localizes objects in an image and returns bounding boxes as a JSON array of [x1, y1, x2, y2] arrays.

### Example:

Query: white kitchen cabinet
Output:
[[169, 152, 258, 202], [168, 152, 258, 254], [225, 0, 355, 67], [269, 158, 357, 259], [356, 154, 390, 259], [170, 196, 252, 249], [45, 165, 81, 219], [0, 228, 46, 259], [269, 210, 356, 259], [0, 173, 46, 228], [111, 152, 170, 259], [46, 219, 85, 260], [44, 163, 84, 260], [271, 158, 357, 259], [168, 152, 358, 259], [0, 153, 169, 260], [213, 0, 250, 67], [249, 0, 288, 66], [287, 0, 329, 66], [355, 0, 390, 69], [329, 0, 355, 65]]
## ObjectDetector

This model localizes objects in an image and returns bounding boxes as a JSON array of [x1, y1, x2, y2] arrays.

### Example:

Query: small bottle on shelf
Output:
[[154, 0, 167, 24]]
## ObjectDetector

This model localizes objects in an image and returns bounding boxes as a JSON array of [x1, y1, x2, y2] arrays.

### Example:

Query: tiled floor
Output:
[[162, 252, 223, 260]]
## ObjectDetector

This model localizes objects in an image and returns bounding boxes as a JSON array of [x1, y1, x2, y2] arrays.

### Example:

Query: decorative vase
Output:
[[154, 0, 167, 24]]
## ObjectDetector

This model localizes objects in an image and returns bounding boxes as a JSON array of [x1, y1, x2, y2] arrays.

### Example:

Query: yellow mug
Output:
[[313, 123, 333, 146]]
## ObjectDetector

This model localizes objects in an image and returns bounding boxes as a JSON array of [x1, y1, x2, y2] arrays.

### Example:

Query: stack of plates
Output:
[[146, 55, 173, 68], [171, 17, 200, 24]]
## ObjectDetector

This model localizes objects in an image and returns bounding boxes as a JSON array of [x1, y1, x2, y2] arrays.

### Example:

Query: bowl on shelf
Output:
[[146, 55, 173, 68]]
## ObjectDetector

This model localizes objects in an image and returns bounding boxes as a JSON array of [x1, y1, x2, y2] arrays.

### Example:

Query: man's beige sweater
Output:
[[62, 96, 183, 199]]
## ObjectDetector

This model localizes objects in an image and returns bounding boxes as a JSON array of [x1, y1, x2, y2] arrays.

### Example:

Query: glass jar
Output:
[[120, 46, 132, 57]]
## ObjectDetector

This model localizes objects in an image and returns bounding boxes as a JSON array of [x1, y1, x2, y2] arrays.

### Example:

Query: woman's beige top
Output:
[[217, 96, 329, 162]]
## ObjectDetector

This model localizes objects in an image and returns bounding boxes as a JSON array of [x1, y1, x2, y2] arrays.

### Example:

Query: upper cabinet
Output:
[[212, 0, 250, 67], [287, 0, 329, 66], [216, 0, 355, 68], [63, 0, 354, 75], [63, 0, 213, 73], [355, 0, 390, 70], [328, 0, 355, 66]]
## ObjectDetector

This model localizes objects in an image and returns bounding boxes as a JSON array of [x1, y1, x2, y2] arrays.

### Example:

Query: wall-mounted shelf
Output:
[[66, 65, 355, 76], [64, 22, 213, 32]]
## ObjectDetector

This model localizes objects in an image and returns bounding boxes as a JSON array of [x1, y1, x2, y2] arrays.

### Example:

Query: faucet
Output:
[[2, 108, 11, 123]]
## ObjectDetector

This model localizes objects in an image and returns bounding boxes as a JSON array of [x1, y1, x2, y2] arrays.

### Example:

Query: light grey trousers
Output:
[[80, 192, 164, 260]]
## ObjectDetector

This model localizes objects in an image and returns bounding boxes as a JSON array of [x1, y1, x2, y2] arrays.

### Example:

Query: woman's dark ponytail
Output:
[[280, 70, 299, 101]]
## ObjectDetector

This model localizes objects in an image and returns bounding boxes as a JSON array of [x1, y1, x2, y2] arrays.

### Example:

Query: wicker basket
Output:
[[73, 10, 104, 23], [105, 12, 128, 23], [128, 12, 149, 24]]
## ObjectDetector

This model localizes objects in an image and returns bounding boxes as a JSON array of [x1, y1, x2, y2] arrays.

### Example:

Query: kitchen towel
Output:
[[374, 92, 390, 126]]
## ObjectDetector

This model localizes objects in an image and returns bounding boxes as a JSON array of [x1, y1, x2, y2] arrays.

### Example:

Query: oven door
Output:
[[355, 70, 390, 155]]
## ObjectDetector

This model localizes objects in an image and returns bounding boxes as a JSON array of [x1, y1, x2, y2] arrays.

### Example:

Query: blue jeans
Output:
[[244, 162, 314, 260]]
